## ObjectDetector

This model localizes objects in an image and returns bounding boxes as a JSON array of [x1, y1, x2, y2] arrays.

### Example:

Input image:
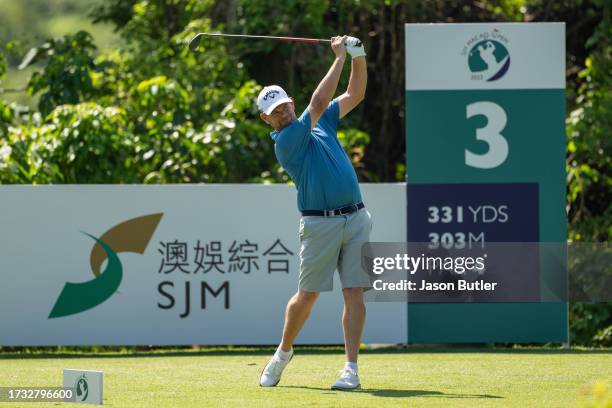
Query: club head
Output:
[[188, 34, 203, 51]]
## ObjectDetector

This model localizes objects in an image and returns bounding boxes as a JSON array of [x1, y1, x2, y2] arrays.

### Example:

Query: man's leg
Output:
[[341, 287, 365, 362], [260, 290, 319, 387], [338, 210, 371, 364], [280, 290, 319, 351], [332, 210, 372, 390], [330, 287, 365, 390]]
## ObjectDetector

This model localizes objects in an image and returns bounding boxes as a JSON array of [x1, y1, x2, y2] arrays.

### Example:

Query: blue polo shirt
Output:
[[270, 98, 362, 211]]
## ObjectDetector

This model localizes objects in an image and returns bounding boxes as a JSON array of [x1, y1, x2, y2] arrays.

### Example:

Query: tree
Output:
[[565, 0, 611, 346]]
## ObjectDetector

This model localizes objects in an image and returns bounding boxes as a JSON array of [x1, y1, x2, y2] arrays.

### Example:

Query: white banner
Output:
[[0, 184, 406, 346], [405, 22, 565, 90]]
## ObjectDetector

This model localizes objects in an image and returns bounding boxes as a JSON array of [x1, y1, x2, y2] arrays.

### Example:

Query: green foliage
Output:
[[134, 80, 284, 184], [238, 0, 328, 38], [0, 53, 13, 137], [203, 80, 283, 183], [24, 31, 98, 116], [566, 41, 612, 242], [570, 302, 612, 346], [127, 74, 216, 184], [565, 2, 611, 243], [0, 52, 6, 80], [566, 6, 612, 347], [132, 75, 190, 129], [0, 122, 48, 183], [90, 0, 138, 31], [0, 137, 18, 182], [2, 103, 137, 183], [0, 100, 14, 137]]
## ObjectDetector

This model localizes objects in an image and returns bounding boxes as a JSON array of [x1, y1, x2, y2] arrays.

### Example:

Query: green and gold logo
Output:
[[49, 213, 163, 319]]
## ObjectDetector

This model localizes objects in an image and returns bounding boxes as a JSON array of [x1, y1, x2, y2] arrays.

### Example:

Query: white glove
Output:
[[345, 36, 366, 59]]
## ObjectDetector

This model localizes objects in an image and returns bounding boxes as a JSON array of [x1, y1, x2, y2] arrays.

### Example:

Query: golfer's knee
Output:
[[342, 288, 364, 307], [295, 290, 319, 306]]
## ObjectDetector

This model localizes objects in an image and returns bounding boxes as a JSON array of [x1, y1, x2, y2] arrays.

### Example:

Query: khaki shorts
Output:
[[298, 208, 373, 292]]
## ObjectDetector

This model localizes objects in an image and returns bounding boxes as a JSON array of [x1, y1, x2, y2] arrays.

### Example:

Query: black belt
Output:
[[301, 202, 364, 217]]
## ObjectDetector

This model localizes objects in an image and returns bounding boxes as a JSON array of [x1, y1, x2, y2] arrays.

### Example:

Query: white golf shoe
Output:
[[259, 350, 293, 387], [331, 368, 361, 390]]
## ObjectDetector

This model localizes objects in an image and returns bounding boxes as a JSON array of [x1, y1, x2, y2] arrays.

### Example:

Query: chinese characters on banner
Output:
[[156, 238, 295, 318], [158, 239, 294, 275]]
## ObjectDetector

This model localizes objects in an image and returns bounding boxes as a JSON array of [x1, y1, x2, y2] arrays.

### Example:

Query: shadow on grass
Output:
[[0, 345, 610, 360], [278, 385, 503, 399]]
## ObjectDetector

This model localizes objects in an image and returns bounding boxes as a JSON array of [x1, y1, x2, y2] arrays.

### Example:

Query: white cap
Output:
[[257, 85, 292, 115]]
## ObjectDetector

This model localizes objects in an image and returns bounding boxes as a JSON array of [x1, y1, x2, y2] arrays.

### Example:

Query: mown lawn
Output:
[[0, 347, 610, 407]]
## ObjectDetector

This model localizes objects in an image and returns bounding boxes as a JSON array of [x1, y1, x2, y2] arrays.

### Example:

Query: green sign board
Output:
[[405, 23, 567, 343]]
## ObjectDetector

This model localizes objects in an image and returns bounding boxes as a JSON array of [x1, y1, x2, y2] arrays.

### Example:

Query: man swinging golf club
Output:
[[257, 35, 371, 390]]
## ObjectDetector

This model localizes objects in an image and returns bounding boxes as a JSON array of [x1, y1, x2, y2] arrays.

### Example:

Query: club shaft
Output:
[[194, 33, 331, 43]]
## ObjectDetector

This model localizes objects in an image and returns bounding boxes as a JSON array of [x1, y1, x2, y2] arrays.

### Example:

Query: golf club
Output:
[[189, 33, 341, 51]]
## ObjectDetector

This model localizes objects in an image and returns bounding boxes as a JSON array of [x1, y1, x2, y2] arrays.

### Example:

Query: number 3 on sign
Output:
[[466, 101, 508, 169]]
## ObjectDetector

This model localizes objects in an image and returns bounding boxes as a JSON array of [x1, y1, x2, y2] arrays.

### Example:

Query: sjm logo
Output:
[[48, 213, 163, 318]]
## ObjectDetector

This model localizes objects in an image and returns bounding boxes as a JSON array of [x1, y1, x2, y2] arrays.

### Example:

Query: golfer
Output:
[[257, 35, 371, 390]]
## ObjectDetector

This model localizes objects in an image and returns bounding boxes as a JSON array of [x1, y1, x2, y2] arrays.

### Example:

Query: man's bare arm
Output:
[[307, 36, 347, 129], [338, 56, 366, 118]]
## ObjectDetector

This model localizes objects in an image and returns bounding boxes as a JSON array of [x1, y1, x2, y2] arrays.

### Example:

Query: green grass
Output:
[[0, 347, 610, 407]]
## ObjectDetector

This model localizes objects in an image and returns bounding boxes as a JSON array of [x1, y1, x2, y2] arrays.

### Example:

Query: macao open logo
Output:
[[75, 374, 89, 402], [48, 213, 163, 319], [464, 30, 511, 82]]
